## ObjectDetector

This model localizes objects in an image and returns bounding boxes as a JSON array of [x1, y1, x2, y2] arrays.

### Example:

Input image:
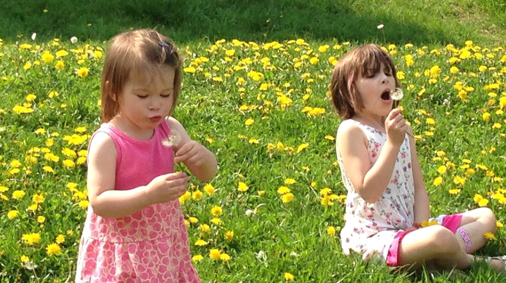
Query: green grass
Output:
[[1, 0, 506, 45], [1, 1, 506, 282]]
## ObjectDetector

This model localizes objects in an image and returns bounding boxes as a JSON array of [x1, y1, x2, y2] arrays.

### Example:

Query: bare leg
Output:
[[397, 225, 473, 271], [454, 208, 505, 272], [455, 208, 497, 253]]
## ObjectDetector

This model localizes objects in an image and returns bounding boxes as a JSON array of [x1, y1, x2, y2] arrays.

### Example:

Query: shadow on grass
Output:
[[0, 0, 458, 45]]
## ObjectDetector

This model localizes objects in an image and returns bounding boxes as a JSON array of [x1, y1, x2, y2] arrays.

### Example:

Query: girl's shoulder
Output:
[[336, 119, 369, 145], [337, 119, 364, 136]]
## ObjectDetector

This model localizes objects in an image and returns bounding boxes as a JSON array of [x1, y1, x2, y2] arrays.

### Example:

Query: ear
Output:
[[104, 81, 117, 101]]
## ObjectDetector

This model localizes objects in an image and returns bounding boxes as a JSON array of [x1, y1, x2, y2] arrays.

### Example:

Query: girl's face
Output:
[[115, 65, 175, 138], [354, 64, 396, 118]]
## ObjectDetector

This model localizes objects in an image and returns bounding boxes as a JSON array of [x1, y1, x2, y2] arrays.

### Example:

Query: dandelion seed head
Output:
[[391, 88, 404, 101], [162, 131, 181, 147]]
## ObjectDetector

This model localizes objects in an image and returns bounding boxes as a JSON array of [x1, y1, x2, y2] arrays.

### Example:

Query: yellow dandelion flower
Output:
[[281, 193, 294, 203], [7, 210, 19, 219], [195, 239, 208, 246], [210, 218, 222, 225], [56, 234, 65, 244], [437, 166, 447, 174], [453, 176, 466, 186], [474, 194, 484, 203], [483, 112, 491, 121], [448, 189, 461, 195], [245, 118, 254, 126], [238, 182, 248, 192], [284, 178, 296, 185], [41, 52, 54, 63], [179, 191, 191, 204], [78, 200, 89, 209], [296, 143, 309, 153], [277, 186, 291, 195], [22, 233, 41, 245], [46, 243, 62, 256], [220, 253, 231, 262], [484, 232, 496, 240], [203, 184, 215, 195], [284, 272, 295, 281], [433, 177, 443, 186], [209, 249, 221, 260], [224, 231, 234, 241], [478, 198, 489, 207], [199, 224, 210, 232], [420, 219, 438, 227], [184, 67, 196, 73], [192, 255, 203, 262], [192, 190, 203, 200], [55, 60, 64, 70], [327, 226, 336, 236], [63, 159, 75, 168], [211, 206, 222, 216], [76, 67, 89, 78], [32, 194, 45, 203], [20, 255, 29, 263], [189, 217, 199, 224]]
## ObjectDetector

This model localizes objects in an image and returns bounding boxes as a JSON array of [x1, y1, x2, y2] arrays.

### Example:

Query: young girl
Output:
[[75, 29, 217, 282], [330, 44, 505, 273]]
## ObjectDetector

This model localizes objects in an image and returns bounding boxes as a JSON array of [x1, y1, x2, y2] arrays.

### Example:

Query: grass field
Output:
[[1, 0, 506, 282]]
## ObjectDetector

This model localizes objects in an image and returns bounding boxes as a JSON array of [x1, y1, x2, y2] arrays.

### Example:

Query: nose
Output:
[[381, 73, 390, 84], [148, 97, 161, 111]]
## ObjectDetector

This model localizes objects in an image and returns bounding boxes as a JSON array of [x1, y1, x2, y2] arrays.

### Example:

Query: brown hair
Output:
[[330, 44, 399, 119], [100, 29, 182, 122]]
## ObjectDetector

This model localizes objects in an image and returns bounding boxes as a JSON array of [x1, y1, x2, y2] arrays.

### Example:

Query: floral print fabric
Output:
[[336, 119, 415, 261], [75, 122, 200, 282]]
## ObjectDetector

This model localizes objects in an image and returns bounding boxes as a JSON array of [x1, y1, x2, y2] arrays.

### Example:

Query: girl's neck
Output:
[[352, 113, 386, 132], [109, 116, 154, 141]]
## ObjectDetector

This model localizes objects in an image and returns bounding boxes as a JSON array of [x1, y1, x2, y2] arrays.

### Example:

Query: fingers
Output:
[[387, 108, 403, 121], [163, 171, 189, 180], [174, 141, 204, 165]]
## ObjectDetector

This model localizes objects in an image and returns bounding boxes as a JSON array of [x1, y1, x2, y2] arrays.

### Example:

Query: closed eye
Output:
[[161, 94, 172, 98], [136, 95, 148, 99]]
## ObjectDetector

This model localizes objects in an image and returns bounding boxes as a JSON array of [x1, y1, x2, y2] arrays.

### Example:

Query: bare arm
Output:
[[87, 132, 189, 218], [407, 125, 430, 222], [167, 117, 218, 181], [338, 110, 408, 203]]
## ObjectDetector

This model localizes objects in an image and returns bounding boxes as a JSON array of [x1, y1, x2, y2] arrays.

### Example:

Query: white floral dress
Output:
[[336, 119, 415, 261]]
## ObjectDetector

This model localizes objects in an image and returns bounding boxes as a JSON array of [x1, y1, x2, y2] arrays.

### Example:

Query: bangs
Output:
[[130, 60, 173, 86], [356, 46, 395, 78]]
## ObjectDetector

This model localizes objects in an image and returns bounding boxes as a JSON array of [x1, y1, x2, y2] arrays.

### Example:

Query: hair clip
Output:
[[158, 41, 172, 52]]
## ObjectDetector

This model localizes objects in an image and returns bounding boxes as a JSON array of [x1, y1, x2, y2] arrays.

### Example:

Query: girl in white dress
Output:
[[330, 44, 505, 273]]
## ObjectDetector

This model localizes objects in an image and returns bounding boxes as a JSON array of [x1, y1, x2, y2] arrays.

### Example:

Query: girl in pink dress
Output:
[[330, 44, 505, 274], [75, 29, 217, 282]]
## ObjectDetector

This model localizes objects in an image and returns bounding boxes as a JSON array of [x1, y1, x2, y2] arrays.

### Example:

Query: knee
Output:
[[430, 226, 461, 254], [477, 207, 497, 233]]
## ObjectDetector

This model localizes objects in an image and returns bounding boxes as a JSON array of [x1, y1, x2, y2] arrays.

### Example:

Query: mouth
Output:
[[149, 116, 162, 122], [381, 89, 391, 101]]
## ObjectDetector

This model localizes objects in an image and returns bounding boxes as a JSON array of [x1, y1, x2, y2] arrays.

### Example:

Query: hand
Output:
[[144, 172, 189, 205], [385, 109, 408, 146], [174, 140, 206, 168]]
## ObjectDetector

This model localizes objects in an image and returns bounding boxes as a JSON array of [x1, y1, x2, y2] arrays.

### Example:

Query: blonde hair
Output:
[[330, 44, 399, 119], [100, 29, 182, 122]]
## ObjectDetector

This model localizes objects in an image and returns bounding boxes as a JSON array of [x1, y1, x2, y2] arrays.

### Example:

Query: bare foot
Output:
[[489, 256, 506, 273], [475, 256, 506, 273]]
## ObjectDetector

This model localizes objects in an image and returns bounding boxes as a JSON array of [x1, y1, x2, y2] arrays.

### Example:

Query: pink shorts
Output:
[[386, 214, 462, 266]]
